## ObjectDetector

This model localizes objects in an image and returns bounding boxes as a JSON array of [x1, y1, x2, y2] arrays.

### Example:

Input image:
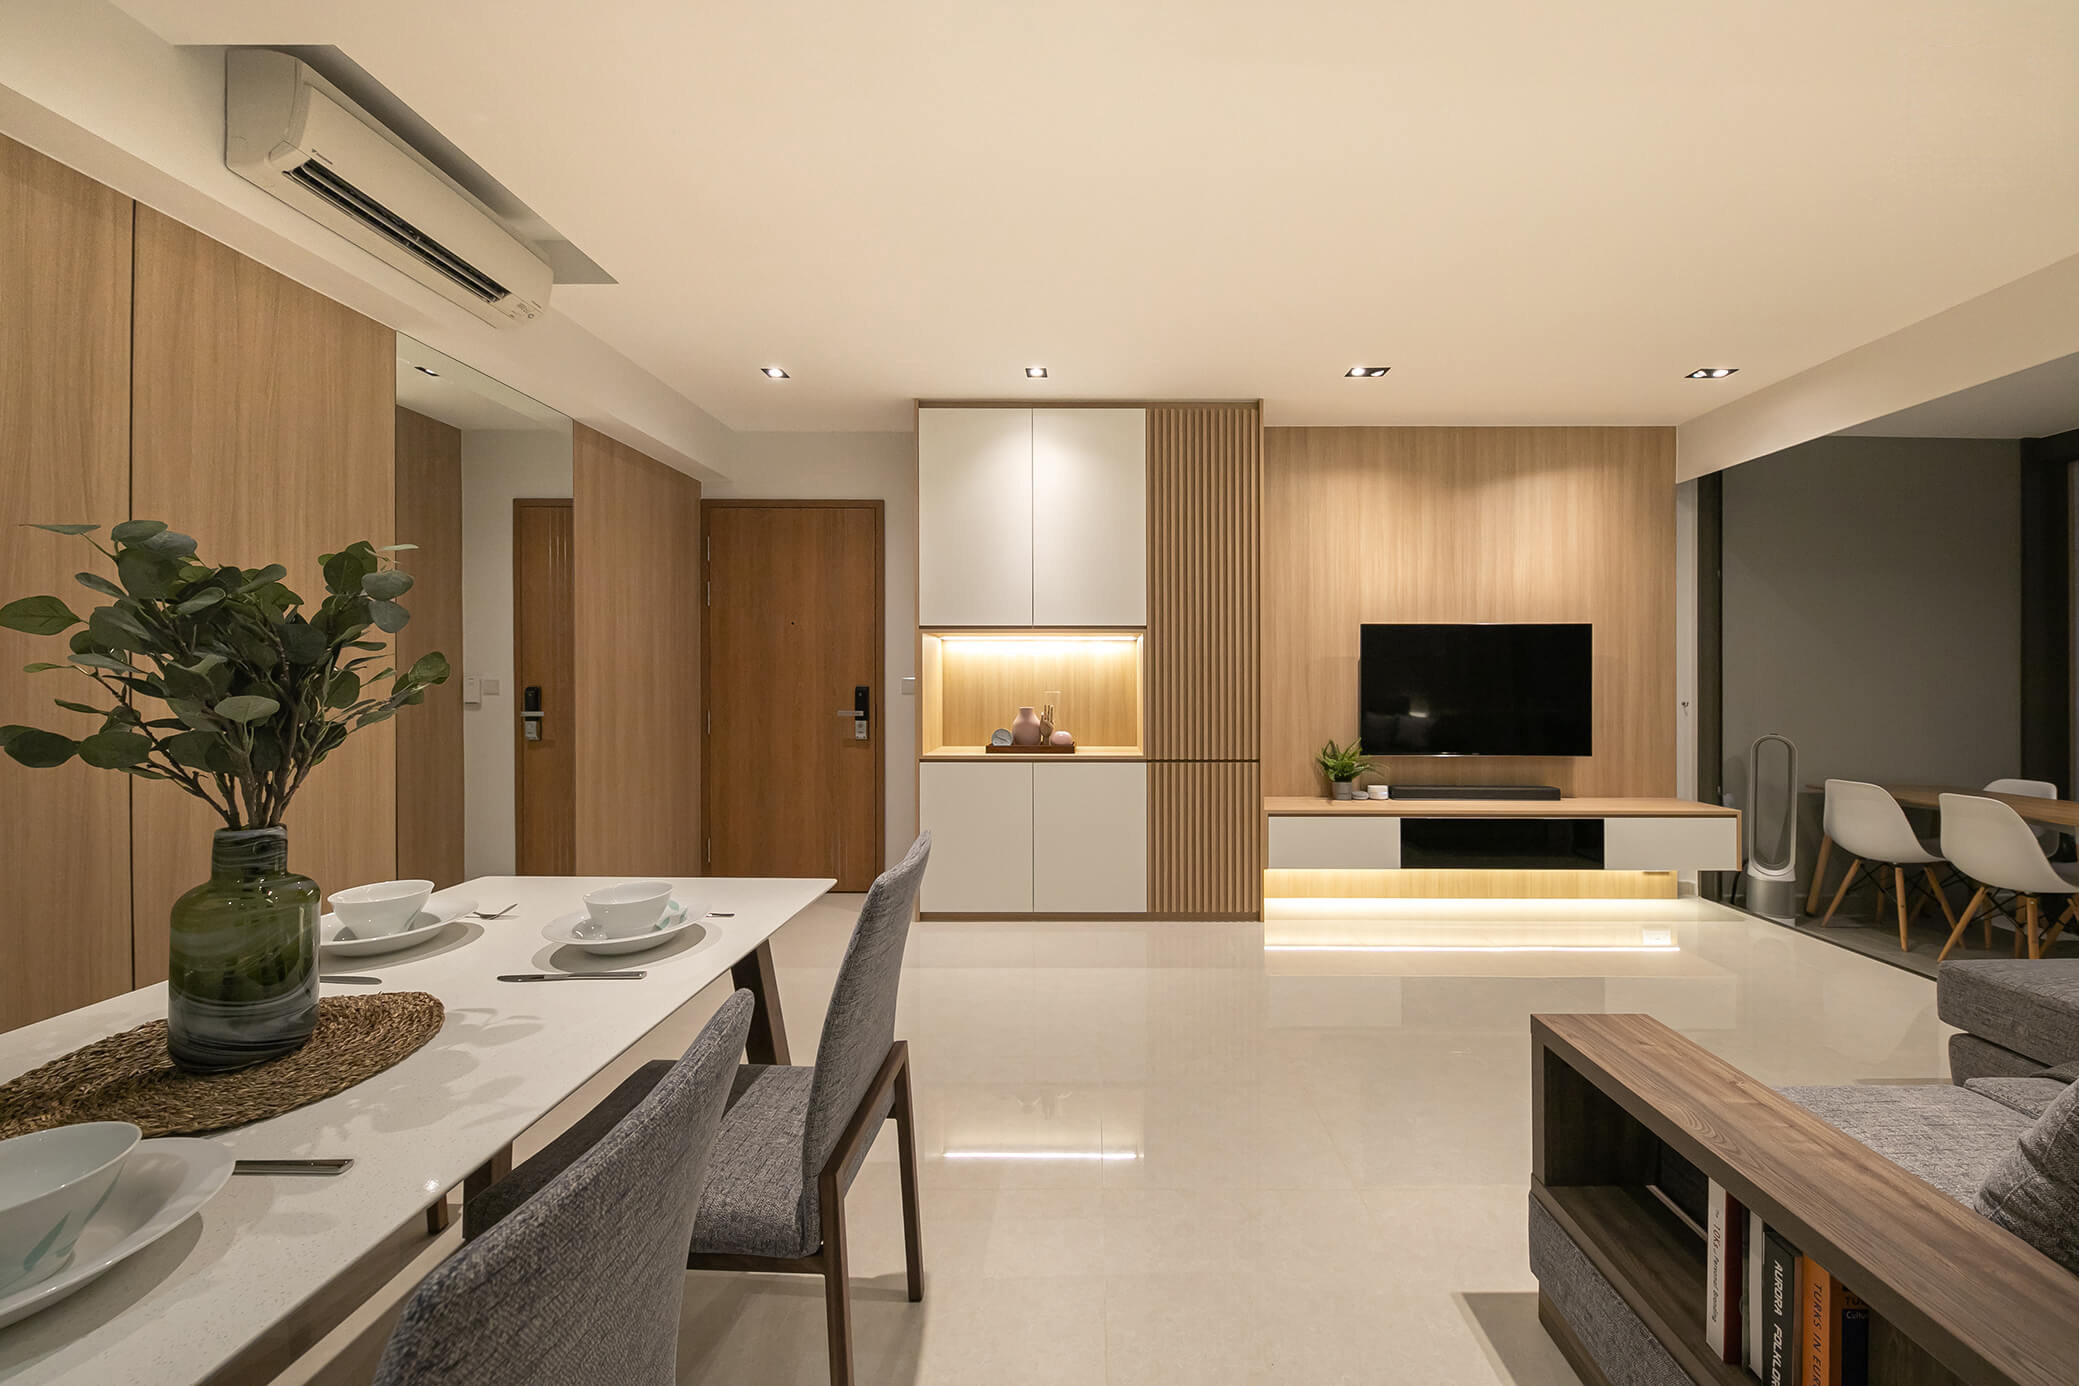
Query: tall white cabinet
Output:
[[919, 406, 1146, 628]]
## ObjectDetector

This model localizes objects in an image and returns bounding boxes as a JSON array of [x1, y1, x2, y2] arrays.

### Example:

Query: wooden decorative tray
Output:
[[985, 742, 1076, 754]]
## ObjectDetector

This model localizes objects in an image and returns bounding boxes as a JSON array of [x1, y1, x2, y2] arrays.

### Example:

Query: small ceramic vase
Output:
[[1010, 706, 1043, 746], [1049, 730, 1075, 748]]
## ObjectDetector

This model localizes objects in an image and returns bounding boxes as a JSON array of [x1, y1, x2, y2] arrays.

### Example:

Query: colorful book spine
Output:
[[1762, 1228, 1800, 1386], [1706, 1179, 1744, 1362], [1799, 1256, 1870, 1386]]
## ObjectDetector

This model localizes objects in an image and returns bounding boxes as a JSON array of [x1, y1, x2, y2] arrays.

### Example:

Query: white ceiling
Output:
[[1841, 351, 2079, 440], [395, 338, 570, 433], [117, 1, 2079, 433]]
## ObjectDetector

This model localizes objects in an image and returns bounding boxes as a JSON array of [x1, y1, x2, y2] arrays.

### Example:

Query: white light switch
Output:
[[482, 677, 501, 696], [462, 674, 482, 708], [901, 676, 917, 696]]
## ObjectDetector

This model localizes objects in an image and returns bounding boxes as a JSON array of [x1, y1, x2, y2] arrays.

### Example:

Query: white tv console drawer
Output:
[[1267, 816, 1402, 869], [1602, 815, 1740, 871]]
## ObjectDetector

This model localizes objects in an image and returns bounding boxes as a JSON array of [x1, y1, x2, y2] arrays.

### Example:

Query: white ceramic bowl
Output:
[[581, 880, 674, 939], [328, 880, 434, 938], [0, 1122, 141, 1293]]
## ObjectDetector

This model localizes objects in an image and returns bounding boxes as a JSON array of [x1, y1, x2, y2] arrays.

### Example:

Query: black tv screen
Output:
[[1359, 623, 1592, 757]]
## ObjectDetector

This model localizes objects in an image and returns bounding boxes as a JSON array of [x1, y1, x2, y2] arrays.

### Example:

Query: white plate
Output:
[[0, 1138, 234, 1329], [543, 900, 699, 956], [320, 890, 476, 958]]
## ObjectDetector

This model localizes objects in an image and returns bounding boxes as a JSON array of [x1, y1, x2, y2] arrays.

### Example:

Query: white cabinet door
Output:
[[1031, 408, 1146, 627], [919, 762, 1033, 912], [1033, 763, 1148, 913], [1266, 816, 1402, 869], [919, 408, 1033, 626], [1603, 816, 1741, 871]]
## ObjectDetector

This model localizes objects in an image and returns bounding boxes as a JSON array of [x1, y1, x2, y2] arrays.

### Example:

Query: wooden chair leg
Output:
[[1923, 866, 1958, 930], [1894, 866, 1911, 950], [1939, 887, 1988, 962], [819, 1173, 853, 1386], [2027, 896, 2043, 960], [894, 1048, 924, 1304], [1872, 869, 1888, 925], [1819, 858, 1861, 927], [1986, 895, 1997, 950], [2043, 900, 2073, 954], [1806, 835, 1834, 916]]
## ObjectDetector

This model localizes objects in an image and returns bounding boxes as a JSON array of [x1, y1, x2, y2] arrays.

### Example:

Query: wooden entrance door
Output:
[[704, 501, 883, 889], [514, 499, 576, 873]]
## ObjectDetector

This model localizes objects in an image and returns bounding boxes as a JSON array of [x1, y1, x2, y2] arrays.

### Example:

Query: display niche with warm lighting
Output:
[[919, 631, 1144, 758]]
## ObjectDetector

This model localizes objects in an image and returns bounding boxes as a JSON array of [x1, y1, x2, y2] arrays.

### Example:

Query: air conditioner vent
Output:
[[284, 159, 510, 304]]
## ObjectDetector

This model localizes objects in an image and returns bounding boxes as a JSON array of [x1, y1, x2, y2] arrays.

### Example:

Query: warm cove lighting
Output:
[[1262, 943, 1678, 954], [940, 1149, 1139, 1162], [938, 635, 1138, 652]]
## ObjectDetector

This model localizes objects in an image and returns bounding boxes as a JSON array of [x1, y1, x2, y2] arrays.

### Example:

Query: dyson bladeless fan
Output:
[[1742, 733, 1799, 922]]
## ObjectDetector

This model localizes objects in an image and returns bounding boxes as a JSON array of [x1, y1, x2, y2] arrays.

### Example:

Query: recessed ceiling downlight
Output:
[[1026, 366, 1049, 379], [1345, 366, 1390, 378], [761, 366, 789, 379], [412, 365, 439, 377], [1686, 367, 1738, 379]]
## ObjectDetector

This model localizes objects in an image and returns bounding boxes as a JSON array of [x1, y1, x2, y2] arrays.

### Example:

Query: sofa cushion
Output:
[[1964, 1076, 2073, 1120], [1938, 960, 2079, 1068], [1780, 1084, 2031, 1203], [1949, 1032, 2050, 1084], [1976, 1076, 2079, 1274]]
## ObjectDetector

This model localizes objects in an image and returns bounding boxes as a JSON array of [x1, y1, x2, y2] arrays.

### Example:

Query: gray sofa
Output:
[[1529, 962, 2079, 1385]]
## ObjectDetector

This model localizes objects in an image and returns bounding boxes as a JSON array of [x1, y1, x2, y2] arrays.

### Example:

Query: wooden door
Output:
[[394, 407, 465, 886], [705, 501, 882, 889], [514, 500, 575, 873]]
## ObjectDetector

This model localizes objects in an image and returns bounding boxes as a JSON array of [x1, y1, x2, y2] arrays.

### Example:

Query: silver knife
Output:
[[234, 1158, 354, 1176], [497, 971, 647, 982], [320, 974, 382, 985]]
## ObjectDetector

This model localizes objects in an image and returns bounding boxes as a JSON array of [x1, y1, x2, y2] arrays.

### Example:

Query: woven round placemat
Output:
[[0, 992, 444, 1140]]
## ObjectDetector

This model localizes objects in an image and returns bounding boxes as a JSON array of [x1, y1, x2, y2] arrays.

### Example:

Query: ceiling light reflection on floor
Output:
[[1262, 907, 1682, 953], [939, 1149, 1139, 1162], [1262, 943, 1678, 953]]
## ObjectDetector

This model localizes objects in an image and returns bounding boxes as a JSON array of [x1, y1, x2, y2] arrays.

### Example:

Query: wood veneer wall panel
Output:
[[394, 407, 465, 887], [1150, 761, 1262, 916], [936, 639, 1142, 748], [130, 208, 397, 982], [572, 425, 701, 874], [1148, 404, 1261, 760], [1262, 427, 1676, 799], [0, 136, 135, 1029]]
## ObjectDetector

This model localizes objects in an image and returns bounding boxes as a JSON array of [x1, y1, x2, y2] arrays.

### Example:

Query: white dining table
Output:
[[0, 873, 832, 1386]]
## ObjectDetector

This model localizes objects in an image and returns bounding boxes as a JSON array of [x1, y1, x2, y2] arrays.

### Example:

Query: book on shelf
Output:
[[1760, 1225, 1800, 1386], [1705, 1179, 1744, 1363], [1799, 1255, 1870, 1386], [1745, 1208, 1766, 1370]]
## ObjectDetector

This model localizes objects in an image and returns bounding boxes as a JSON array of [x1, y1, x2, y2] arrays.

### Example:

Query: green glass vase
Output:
[[166, 826, 321, 1074]]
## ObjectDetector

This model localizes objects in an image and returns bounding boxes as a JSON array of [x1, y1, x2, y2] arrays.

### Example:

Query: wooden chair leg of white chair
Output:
[[2026, 896, 2042, 960], [1805, 836, 1834, 917], [1939, 887, 1987, 963], [1819, 859, 1861, 927], [1894, 866, 1911, 951], [1923, 866, 1958, 930]]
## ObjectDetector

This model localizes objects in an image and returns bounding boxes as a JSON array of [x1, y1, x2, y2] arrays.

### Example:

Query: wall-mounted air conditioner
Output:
[[225, 49, 551, 330]]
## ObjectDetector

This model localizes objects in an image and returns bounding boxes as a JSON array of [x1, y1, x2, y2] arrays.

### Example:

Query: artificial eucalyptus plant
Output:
[[0, 522, 448, 829]]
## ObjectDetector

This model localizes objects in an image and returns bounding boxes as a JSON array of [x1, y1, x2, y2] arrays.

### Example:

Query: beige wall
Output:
[[1263, 427, 1678, 798]]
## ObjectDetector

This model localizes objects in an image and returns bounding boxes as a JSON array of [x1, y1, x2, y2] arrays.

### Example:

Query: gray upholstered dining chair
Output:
[[686, 833, 931, 1386], [371, 990, 754, 1386]]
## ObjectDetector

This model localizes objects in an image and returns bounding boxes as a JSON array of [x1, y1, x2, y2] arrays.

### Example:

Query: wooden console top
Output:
[[1263, 795, 1736, 818]]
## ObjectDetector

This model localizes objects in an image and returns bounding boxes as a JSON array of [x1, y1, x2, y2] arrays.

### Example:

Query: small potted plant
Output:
[[1315, 739, 1379, 800], [0, 523, 448, 1072]]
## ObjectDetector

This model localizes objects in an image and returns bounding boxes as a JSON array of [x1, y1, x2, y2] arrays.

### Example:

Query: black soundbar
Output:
[[1386, 784, 1562, 801]]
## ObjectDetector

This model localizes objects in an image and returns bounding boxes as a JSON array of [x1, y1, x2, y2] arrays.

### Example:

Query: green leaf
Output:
[[26, 523, 98, 535], [0, 725, 29, 749], [175, 587, 227, 615], [77, 729, 151, 768], [406, 651, 450, 685], [136, 529, 197, 557], [52, 699, 105, 717], [367, 599, 410, 634], [322, 548, 377, 597], [214, 694, 280, 723], [22, 662, 66, 673], [70, 653, 131, 673], [87, 606, 149, 653], [280, 620, 329, 665], [325, 671, 363, 708], [115, 548, 179, 600], [237, 564, 288, 592], [361, 569, 413, 600], [250, 728, 284, 773], [379, 544, 418, 552], [167, 698, 221, 732], [0, 595, 82, 635], [110, 520, 168, 544], [4, 729, 79, 768], [75, 571, 125, 599]]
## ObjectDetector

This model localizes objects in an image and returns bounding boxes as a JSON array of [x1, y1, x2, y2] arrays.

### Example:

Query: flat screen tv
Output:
[[1359, 623, 1592, 757]]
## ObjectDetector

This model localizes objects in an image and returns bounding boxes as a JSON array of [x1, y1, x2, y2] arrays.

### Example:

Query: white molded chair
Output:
[[1938, 793, 2079, 961], [1811, 779, 1957, 950], [1984, 777, 2062, 856]]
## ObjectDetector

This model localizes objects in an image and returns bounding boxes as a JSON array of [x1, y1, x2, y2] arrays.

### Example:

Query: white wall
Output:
[[1721, 436, 2023, 875], [461, 428, 574, 878], [706, 432, 919, 867]]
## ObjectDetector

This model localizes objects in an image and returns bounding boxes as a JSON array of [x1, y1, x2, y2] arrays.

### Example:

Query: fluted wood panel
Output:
[[1148, 405, 1261, 760], [394, 407, 465, 887], [0, 136, 135, 1029], [1150, 761, 1261, 917], [572, 426, 702, 874], [1263, 427, 1676, 798], [130, 208, 397, 983]]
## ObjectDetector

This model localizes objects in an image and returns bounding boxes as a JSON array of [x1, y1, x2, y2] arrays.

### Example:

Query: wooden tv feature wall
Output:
[[915, 401, 1263, 920]]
